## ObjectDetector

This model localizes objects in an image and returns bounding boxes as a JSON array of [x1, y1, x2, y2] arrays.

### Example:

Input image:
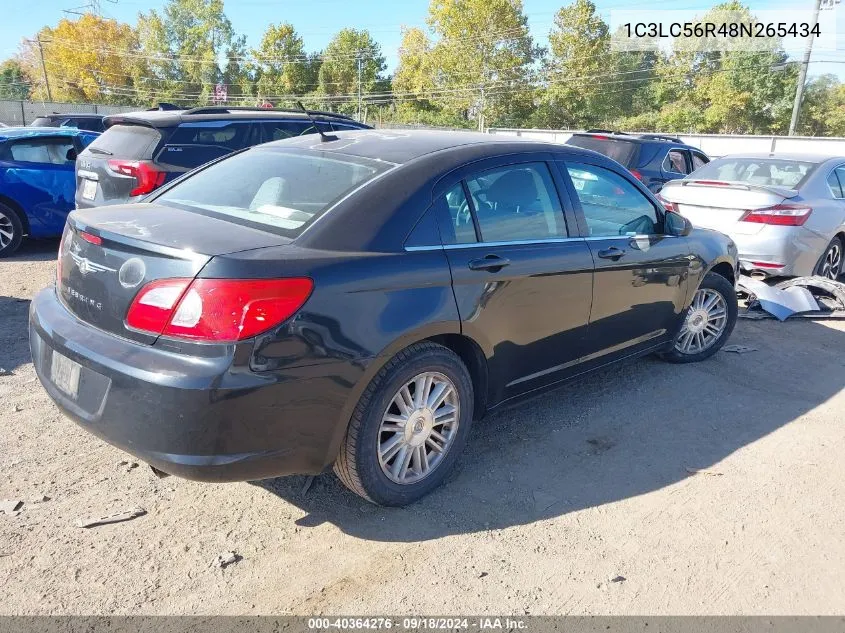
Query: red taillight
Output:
[[126, 278, 313, 342], [740, 203, 812, 226], [57, 225, 71, 286], [655, 192, 679, 213], [629, 169, 644, 182], [79, 231, 102, 246], [107, 159, 166, 196]]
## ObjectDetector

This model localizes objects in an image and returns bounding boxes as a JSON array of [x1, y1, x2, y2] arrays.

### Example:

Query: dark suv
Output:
[[74, 106, 372, 209], [31, 113, 106, 132], [566, 130, 710, 193]]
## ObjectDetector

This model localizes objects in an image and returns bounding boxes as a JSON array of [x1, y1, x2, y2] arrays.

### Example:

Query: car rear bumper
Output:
[[29, 286, 358, 482], [731, 226, 827, 278]]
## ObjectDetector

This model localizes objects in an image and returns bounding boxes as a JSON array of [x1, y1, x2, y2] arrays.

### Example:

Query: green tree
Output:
[[317, 28, 385, 115], [19, 15, 141, 104], [253, 23, 312, 102], [0, 59, 31, 100], [800, 74, 845, 136], [393, 27, 437, 114], [426, 0, 537, 128], [137, 0, 237, 106]]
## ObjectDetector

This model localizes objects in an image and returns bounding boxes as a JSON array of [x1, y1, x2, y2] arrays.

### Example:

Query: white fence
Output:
[[0, 100, 137, 126], [487, 128, 845, 157]]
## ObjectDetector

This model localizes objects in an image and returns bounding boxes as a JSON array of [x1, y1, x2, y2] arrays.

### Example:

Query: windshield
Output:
[[690, 158, 817, 189], [566, 136, 640, 167], [156, 148, 395, 237]]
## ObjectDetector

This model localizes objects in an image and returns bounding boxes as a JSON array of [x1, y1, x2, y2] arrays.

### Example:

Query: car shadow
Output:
[[0, 295, 32, 373], [252, 318, 845, 542], [6, 238, 60, 262]]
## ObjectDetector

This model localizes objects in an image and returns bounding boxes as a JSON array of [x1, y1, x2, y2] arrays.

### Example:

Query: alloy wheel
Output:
[[675, 288, 728, 355], [377, 371, 460, 485], [0, 211, 13, 250], [820, 242, 842, 280]]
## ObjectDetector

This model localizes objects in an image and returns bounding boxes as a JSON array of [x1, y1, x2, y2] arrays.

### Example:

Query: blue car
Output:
[[0, 127, 99, 257]]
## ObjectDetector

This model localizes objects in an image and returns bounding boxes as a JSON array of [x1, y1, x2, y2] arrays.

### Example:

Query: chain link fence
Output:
[[0, 100, 138, 126]]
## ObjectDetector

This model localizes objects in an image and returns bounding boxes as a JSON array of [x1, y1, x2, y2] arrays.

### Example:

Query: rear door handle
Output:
[[597, 246, 626, 260], [468, 255, 510, 272]]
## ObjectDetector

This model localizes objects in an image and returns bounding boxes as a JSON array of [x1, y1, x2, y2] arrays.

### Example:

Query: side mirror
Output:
[[664, 211, 692, 237], [65, 147, 77, 162]]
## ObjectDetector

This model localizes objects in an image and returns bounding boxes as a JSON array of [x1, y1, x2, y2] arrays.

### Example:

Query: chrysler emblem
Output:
[[70, 251, 115, 276]]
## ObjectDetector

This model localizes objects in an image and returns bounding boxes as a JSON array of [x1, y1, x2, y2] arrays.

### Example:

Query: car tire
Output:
[[0, 203, 24, 258], [660, 272, 738, 364], [334, 341, 474, 506], [814, 236, 843, 280]]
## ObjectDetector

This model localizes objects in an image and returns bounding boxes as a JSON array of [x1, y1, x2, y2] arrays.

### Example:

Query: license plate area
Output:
[[51, 350, 82, 399], [81, 178, 97, 201]]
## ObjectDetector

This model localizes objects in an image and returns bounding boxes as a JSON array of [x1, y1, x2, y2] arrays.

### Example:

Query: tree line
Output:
[[1, 0, 844, 135]]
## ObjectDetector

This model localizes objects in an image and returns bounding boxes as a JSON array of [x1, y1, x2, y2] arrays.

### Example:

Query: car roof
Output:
[[0, 126, 91, 141], [105, 107, 365, 129], [265, 128, 555, 164], [714, 153, 844, 163], [571, 131, 690, 145]]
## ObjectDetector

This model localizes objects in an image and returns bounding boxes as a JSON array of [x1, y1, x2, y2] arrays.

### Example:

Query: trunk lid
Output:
[[75, 123, 167, 209], [660, 180, 799, 235], [58, 203, 291, 343]]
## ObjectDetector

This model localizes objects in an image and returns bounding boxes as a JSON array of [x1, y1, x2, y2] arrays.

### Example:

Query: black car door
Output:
[[559, 160, 692, 362], [435, 155, 594, 404]]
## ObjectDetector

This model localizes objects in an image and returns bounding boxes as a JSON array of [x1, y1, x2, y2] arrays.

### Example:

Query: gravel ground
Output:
[[2, 239, 845, 615]]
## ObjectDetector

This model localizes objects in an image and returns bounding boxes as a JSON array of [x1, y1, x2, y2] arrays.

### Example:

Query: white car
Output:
[[658, 154, 845, 279]]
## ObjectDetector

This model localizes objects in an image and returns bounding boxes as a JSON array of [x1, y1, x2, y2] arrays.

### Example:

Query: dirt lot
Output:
[[2, 239, 845, 615]]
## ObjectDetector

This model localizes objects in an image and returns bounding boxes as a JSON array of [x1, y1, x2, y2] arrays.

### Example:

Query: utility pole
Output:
[[788, 0, 823, 136], [36, 37, 52, 102], [356, 53, 363, 121]]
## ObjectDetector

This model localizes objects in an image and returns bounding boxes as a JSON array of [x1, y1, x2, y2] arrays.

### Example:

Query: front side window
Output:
[[9, 138, 75, 165], [566, 162, 659, 236], [156, 147, 395, 238], [663, 150, 689, 174], [463, 162, 567, 242]]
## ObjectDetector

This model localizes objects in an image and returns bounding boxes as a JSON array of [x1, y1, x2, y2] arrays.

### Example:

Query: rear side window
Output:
[[663, 150, 689, 174], [828, 168, 845, 199], [691, 152, 708, 171], [464, 162, 567, 242], [155, 148, 395, 238], [87, 124, 161, 159], [566, 135, 640, 168], [158, 121, 258, 169], [262, 120, 316, 141], [9, 138, 76, 165]]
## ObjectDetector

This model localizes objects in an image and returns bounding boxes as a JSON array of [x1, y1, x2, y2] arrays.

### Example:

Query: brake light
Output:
[[56, 225, 72, 287], [107, 159, 166, 196], [126, 278, 313, 341], [740, 203, 812, 226], [79, 231, 102, 246], [655, 192, 679, 212], [591, 135, 610, 140], [689, 180, 731, 186], [750, 261, 784, 269], [629, 169, 644, 182]]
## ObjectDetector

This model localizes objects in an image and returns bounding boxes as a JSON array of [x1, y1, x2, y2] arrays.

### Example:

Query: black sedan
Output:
[[30, 130, 739, 506]]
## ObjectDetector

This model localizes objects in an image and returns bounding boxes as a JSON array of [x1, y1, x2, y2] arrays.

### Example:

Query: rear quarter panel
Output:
[[200, 244, 461, 469]]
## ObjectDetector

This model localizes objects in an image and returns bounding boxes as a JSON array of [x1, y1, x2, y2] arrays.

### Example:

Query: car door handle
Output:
[[468, 255, 510, 272], [597, 246, 626, 260]]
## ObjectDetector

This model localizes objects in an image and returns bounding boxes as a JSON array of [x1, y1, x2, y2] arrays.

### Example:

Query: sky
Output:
[[1, 0, 843, 78]]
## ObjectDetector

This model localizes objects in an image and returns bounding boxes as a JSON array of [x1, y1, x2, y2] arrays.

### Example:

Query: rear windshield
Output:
[[691, 158, 816, 189], [155, 148, 395, 237], [86, 124, 161, 158], [566, 135, 640, 167]]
